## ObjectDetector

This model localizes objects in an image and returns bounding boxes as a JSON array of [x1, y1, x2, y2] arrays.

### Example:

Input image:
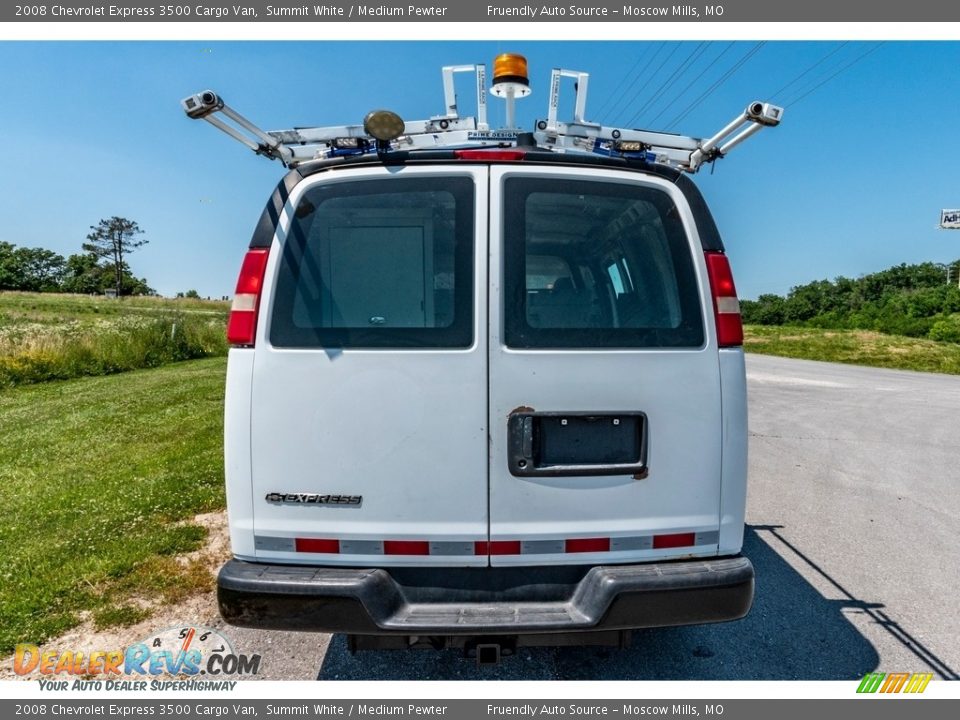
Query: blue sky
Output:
[[0, 41, 958, 299]]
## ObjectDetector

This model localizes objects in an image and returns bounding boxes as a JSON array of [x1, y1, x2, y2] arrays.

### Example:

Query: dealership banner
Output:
[[6, 1, 960, 22]]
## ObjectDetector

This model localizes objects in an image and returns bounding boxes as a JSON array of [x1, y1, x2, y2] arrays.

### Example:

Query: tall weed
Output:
[[0, 315, 227, 387]]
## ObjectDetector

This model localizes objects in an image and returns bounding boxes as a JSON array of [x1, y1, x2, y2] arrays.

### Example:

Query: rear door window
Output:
[[270, 176, 475, 348], [502, 176, 704, 349]]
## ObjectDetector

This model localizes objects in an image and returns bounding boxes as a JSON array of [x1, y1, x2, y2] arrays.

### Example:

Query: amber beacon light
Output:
[[491, 53, 531, 129], [491, 53, 531, 95]]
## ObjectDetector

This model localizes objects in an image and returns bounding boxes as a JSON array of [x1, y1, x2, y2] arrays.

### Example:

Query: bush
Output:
[[741, 294, 786, 325], [928, 315, 960, 344], [747, 259, 960, 341]]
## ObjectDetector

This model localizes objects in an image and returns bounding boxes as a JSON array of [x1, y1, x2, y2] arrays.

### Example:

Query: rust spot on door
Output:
[[508, 405, 535, 417]]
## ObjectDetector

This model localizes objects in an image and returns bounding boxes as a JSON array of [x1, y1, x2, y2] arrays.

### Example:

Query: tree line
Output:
[[741, 260, 960, 343], [0, 217, 152, 296]]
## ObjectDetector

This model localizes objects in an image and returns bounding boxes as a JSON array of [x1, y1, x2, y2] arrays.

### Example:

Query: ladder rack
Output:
[[181, 62, 782, 173]]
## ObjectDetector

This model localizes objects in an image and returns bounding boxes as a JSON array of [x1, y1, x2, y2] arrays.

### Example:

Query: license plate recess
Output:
[[507, 411, 648, 477]]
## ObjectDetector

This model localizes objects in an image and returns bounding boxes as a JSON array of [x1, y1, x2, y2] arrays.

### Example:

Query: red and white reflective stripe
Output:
[[256, 531, 719, 555], [704, 250, 743, 347], [652, 532, 697, 549], [475, 541, 522, 556], [294, 538, 339, 554], [565, 537, 610, 553], [383, 540, 430, 556]]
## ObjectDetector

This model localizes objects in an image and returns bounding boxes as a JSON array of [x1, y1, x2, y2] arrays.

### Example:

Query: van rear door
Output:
[[487, 166, 723, 566], [249, 166, 488, 566]]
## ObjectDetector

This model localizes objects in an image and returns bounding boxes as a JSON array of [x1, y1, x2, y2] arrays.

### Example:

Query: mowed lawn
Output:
[[0, 357, 227, 654]]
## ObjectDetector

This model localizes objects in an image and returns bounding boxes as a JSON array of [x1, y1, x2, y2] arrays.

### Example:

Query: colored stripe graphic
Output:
[[857, 672, 932, 694], [857, 673, 885, 693], [881, 672, 910, 693], [904, 673, 933, 694]]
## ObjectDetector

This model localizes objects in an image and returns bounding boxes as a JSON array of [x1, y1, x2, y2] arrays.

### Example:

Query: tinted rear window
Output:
[[503, 177, 704, 349], [270, 176, 474, 348]]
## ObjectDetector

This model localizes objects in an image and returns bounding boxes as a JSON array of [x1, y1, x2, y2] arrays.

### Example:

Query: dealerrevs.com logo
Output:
[[14, 626, 261, 690]]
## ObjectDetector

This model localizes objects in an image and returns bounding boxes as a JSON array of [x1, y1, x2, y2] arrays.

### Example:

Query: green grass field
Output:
[[0, 358, 227, 654], [744, 324, 960, 375], [0, 292, 229, 388]]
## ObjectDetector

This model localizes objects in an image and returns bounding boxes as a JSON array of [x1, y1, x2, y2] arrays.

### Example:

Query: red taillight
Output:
[[454, 149, 526, 161], [227, 248, 269, 347], [704, 251, 743, 347]]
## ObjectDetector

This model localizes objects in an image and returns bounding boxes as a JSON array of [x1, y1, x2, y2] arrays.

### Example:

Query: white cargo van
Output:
[[184, 55, 781, 661]]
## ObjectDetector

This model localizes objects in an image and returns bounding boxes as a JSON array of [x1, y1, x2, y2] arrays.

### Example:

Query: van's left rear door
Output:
[[248, 166, 489, 566]]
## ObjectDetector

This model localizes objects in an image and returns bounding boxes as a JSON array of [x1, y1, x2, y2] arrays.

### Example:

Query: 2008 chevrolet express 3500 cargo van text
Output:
[[182, 54, 782, 663]]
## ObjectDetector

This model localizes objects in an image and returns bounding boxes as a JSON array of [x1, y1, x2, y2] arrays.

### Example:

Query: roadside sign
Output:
[[940, 209, 960, 229]]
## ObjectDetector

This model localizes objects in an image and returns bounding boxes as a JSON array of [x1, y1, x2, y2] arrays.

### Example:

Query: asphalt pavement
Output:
[[214, 354, 960, 681]]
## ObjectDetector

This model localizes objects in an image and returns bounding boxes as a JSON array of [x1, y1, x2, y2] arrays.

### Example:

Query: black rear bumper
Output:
[[218, 556, 754, 636]]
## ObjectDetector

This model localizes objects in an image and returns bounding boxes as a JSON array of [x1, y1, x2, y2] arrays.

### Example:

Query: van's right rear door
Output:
[[487, 165, 723, 567]]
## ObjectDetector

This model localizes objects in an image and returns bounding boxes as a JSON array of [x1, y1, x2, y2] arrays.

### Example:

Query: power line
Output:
[[769, 42, 849, 102], [783, 42, 886, 107], [666, 42, 767, 130], [603, 43, 667, 123], [646, 42, 736, 128], [627, 42, 709, 128], [613, 43, 681, 126], [594, 44, 658, 120]]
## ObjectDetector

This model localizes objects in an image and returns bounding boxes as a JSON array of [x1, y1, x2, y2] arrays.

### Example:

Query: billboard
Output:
[[940, 209, 960, 229]]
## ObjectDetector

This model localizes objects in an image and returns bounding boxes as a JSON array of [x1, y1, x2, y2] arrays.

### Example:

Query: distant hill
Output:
[[741, 261, 960, 343]]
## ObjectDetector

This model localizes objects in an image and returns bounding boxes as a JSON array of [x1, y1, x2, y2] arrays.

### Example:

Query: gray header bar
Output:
[[0, 700, 958, 720], [5, 1, 960, 22]]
